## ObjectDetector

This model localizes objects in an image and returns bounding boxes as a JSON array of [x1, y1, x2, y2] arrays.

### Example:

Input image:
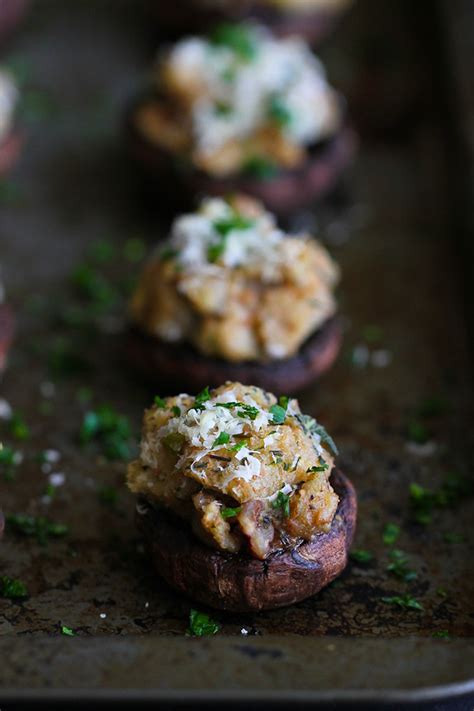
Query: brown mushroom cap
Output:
[[0, 130, 23, 177], [125, 315, 342, 395], [136, 468, 356, 612], [124, 95, 357, 217], [0, 303, 14, 371]]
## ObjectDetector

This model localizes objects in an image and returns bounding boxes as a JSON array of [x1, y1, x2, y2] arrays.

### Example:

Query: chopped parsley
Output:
[[237, 404, 259, 421], [381, 595, 424, 611], [386, 550, 417, 582], [350, 549, 374, 564], [382, 522, 400, 545], [6, 513, 68, 546], [210, 24, 257, 62], [221, 506, 242, 519], [242, 155, 279, 180], [271, 491, 290, 517], [229, 439, 248, 452], [296, 414, 338, 456], [307, 458, 329, 474], [7, 412, 30, 441], [171, 406, 181, 417], [214, 213, 255, 237], [406, 419, 429, 444], [432, 630, 450, 639], [0, 445, 20, 481], [214, 100, 233, 116], [269, 404, 287, 424], [0, 576, 28, 599], [212, 432, 230, 448], [71, 263, 118, 313], [267, 94, 292, 128], [188, 609, 220, 636], [193, 386, 211, 410], [154, 396, 166, 408], [61, 625, 75, 636], [80, 405, 133, 461]]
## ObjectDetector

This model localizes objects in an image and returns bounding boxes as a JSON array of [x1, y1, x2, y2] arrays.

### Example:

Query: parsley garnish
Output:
[[154, 396, 166, 408], [80, 406, 133, 461], [350, 549, 374, 564], [272, 491, 290, 517], [214, 214, 255, 237], [171, 406, 181, 417], [407, 419, 429, 444], [214, 100, 233, 116], [386, 550, 417, 582], [210, 24, 257, 61], [242, 155, 278, 180], [383, 522, 400, 545], [7, 513, 68, 546], [159, 245, 178, 262], [432, 630, 450, 639], [0, 576, 28, 599], [237, 405, 259, 421], [221, 506, 242, 519], [267, 94, 292, 127], [7, 412, 29, 441], [188, 609, 220, 636], [61, 625, 75, 636], [194, 386, 211, 410], [0, 445, 20, 481], [381, 595, 423, 611], [213, 432, 230, 448], [269, 405, 287, 424], [296, 415, 338, 456], [229, 439, 248, 452], [307, 458, 329, 474]]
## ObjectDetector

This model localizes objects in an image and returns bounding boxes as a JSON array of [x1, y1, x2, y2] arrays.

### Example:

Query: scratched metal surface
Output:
[[0, 0, 473, 701]]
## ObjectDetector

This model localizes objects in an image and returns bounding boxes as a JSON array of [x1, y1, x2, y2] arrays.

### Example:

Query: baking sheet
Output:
[[0, 0, 473, 703]]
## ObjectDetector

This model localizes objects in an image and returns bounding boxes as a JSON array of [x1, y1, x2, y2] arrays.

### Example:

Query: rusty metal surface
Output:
[[0, 0, 473, 701]]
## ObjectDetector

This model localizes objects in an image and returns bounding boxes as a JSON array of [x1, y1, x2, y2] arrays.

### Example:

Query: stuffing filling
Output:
[[133, 23, 341, 177], [130, 195, 339, 363], [128, 382, 339, 559], [0, 70, 18, 143]]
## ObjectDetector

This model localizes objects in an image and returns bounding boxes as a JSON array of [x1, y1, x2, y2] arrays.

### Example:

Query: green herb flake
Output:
[[272, 490, 291, 518], [381, 595, 423, 611], [7, 412, 30, 441], [188, 609, 220, 637], [268, 94, 292, 127], [269, 404, 287, 425], [386, 549, 417, 582], [214, 101, 233, 116], [237, 405, 259, 421], [0, 445, 19, 480], [0, 576, 28, 599], [212, 432, 230, 448], [350, 549, 374, 564], [242, 155, 278, 180], [383, 522, 400, 545], [194, 386, 211, 410], [296, 414, 338, 456], [221, 506, 242, 519], [432, 630, 450, 639], [7, 513, 68, 546], [80, 406, 133, 461], [229, 439, 248, 452], [407, 419, 429, 444], [154, 396, 167, 409], [210, 24, 257, 62], [159, 245, 178, 262], [61, 625, 75, 637], [171, 406, 181, 417], [306, 458, 329, 474]]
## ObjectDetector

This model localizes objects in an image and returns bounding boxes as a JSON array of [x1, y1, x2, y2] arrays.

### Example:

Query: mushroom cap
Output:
[[136, 467, 357, 612]]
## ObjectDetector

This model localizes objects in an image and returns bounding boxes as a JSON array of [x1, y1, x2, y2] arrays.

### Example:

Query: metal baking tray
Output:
[[1, 0, 473, 706]]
